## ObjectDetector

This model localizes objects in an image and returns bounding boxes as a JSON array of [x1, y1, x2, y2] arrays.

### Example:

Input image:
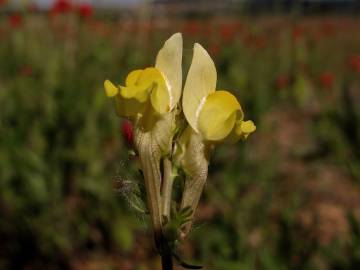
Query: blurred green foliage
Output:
[[0, 11, 360, 270]]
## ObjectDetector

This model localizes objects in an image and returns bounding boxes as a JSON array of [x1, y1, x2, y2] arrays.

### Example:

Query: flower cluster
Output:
[[104, 33, 255, 249], [50, 0, 93, 19]]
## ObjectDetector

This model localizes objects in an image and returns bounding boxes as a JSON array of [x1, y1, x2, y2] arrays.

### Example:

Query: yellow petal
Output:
[[198, 91, 242, 141], [239, 120, 256, 134], [104, 80, 119, 97], [121, 68, 171, 110], [138, 68, 165, 87], [155, 33, 183, 109], [151, 83, 170, 114], [126, 69, 143, 86], [120, 85, 150, 103], [139, 68, 170, 114], [114, 94, 145, 117], [183, 43, 217, 133], [223, 119, 255, 143], [235, 120, 256, 140]]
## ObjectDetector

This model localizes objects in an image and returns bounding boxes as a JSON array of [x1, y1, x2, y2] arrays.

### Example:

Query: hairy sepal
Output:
[[174, 126, 211, 236], [134, 107, 176, 245]]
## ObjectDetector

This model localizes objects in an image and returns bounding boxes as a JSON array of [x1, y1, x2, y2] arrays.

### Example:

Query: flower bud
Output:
[[121, 120, 134, 146]]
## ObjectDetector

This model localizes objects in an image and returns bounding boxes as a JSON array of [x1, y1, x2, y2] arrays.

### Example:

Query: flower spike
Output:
[[103, 33, 255, 269]]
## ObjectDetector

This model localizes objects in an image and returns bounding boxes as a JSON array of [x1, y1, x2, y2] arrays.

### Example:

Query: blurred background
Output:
[[1, 0, 360, 269]]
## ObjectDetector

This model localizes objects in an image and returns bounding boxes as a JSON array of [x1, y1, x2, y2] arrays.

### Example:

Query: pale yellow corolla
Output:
[[182, 43, 256, 142], [104, 33, 183, 118]]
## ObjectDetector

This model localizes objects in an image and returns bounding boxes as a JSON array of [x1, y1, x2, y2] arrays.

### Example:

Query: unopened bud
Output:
[[121, 120, 134, 146]]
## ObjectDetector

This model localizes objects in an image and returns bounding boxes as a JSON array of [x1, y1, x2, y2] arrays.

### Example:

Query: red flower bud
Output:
[[121, 120, 134, 146]]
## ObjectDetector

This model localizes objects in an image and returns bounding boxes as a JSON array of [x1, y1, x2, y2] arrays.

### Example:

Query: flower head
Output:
[[0, 0, 7, 7], [105, 68, 170, 116], [103, 33, 256, 250], [182, 43, 255, 142], [219, 23, 237, 42], [77, 3, 93, 19], [9, 14, 23, 29], [183, 21, 201, 36], [50, 0, 72, 16], [348, 54, 360, 74], [104, 33, 183, 119]]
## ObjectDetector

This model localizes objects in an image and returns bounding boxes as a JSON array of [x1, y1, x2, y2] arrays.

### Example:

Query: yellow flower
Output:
[[182, 43, 255, 142], [104, 33, 183, 118]]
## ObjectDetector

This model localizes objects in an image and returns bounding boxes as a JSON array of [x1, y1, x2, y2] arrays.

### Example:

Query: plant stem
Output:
[[160, 235, 173, 270], [161, 250, 173, 270], [161, 157, 174, 219]]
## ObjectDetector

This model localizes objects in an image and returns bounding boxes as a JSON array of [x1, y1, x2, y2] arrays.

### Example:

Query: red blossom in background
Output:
[[232, 21, 243, 32], [50, 0, 72, 16], [9, 14, 23, 29], [348, 55, 360, 74], [121, 120, 134, 146], [137, 21, 154, 32], [183, 20, 201, 36], [208, 43, 221, 57], [276, 74, 290, 90], [219, 24, 237, 42], [292, 25, 304, 41], [243, 33, 254, 47], [319, 72, 335, 89], [320, 21, 336, 37], [243, 33, 267, 50], [77, 3, 93, 19], [254, 35, 267, 50], [0, 0, 7, 7], [202, 23, 213, 37], [19, 65, 33, 77]]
